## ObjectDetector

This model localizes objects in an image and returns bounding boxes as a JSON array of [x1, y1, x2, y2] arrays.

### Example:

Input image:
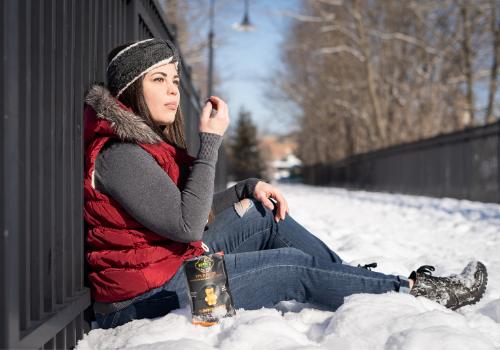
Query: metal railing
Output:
[[303, 122, 500, 204], [1, 0, 226, 348]]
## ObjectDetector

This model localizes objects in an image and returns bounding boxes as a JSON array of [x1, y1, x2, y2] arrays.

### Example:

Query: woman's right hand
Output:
[[199, 96, 230, 136]]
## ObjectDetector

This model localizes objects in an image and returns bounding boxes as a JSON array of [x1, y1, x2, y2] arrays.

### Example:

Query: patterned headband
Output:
[[107, 38, 181, 97]]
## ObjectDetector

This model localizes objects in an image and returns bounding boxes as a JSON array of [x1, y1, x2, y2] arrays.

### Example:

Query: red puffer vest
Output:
[[83, 85, 204, 303]]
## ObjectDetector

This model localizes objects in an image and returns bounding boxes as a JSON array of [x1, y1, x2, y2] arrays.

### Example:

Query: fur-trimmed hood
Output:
[[84, 84, 163, 145]]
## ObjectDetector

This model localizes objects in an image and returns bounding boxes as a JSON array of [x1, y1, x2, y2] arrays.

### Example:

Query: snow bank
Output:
[[76, 184, 500, 349]]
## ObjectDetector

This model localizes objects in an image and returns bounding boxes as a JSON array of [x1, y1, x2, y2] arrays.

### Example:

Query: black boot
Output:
[[409, 261, 487, 310]]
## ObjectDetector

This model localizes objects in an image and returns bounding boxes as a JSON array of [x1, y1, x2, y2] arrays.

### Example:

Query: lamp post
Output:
[[232, 0, 257, 32], [207, 0, 257, 98], [207, 0, 215, 98]]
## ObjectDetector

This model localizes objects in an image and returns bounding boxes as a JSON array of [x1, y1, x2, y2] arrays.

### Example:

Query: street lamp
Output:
[[207, 0, 257, 98], [232, 0, 257, 32]]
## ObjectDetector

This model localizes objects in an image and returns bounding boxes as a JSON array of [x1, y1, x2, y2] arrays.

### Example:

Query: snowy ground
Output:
[[76, 184, 500, 350]]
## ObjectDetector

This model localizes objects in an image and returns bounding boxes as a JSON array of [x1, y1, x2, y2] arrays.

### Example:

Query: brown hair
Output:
[[107, 42, 215, 225], [107, 42, 188, 154]]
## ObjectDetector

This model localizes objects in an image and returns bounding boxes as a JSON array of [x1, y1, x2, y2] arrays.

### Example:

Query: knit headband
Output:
[[107, 38, 181, 97]]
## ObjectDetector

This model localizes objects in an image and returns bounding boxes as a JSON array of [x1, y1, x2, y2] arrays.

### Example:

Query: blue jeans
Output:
[[95, 199, 410, 329]]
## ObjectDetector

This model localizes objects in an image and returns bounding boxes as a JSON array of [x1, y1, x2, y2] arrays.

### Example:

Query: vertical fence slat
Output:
[[112, 0, 117, 49], [30, 0, 44, 322], [18, 0, 32, 331], [108, 0, 112, 62], [55, 327, 65, 349], [0, 1, 6, 345], [73, 0, 85, 295], [42, 0, 56, 313], [66, 318, 75, 349], [464, 138, 471, 200], [92, 0, 98, 82], [54, 0, 66, 306], [65, 0, 76, 299], [498, 127, 500, 203], [75, 312, 84, 343], [127, 0, 137, 40], [119, 0, 123, 43], [2, 1, 21, 347], [43, 337, 55, 350], [96, 0, 104, 82], [444, 143, 450, 197]]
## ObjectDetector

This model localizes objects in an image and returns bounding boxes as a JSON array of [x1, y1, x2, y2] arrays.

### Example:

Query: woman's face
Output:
[[143, 62, 180, 126]]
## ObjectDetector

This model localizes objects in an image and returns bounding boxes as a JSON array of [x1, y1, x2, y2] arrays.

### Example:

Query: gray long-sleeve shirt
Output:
[[94, 133, 260, 242], [92, 132, 260, 314]]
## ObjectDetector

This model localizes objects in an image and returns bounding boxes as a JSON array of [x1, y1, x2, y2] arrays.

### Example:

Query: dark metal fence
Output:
[[303, 122, 500, 204], [1, 0, 226, 348]]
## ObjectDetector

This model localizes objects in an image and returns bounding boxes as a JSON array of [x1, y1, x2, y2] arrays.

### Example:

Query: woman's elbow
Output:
[[178, 225, 204, 243]]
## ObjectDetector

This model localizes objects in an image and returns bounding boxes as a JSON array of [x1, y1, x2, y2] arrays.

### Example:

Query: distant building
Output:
[[270, 154, 302, 180], [259, 134, 302, 181], [456, 99, 472, 127]]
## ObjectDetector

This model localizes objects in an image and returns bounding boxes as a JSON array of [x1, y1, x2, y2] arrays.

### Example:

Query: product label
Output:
[[183, 253, 236, 326], [195, 256, 214, 273]]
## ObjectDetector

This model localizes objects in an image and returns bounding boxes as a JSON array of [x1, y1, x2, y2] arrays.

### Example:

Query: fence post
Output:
[[464, 136, 470, 200], [126, 0, 138, 41], [1, 1, 21, 348], [497, 124, 500, 204]]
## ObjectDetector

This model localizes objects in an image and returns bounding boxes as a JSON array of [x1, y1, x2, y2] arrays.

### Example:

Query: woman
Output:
[[84, 39, 487, 329]]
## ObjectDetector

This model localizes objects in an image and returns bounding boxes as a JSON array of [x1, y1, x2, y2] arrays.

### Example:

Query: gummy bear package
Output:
[[182, 252, 236, 326]]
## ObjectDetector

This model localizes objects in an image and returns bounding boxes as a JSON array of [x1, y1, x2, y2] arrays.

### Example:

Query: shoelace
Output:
[[416, 265, 435, 276]]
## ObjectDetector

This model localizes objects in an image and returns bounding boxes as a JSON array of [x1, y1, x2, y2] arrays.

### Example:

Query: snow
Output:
[[449, 261, 479, 289], [76, 184, 500, 349]]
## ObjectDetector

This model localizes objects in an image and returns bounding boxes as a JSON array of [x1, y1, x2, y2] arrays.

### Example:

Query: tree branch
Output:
[[310, 0, 344, 6], [284, 10, 323, 23], [316, 45, 366, 62], [330, 98, 369, 120], [446, 70, 490, 85], [368, 29, 439, 55], [320, 24, 361, 45]]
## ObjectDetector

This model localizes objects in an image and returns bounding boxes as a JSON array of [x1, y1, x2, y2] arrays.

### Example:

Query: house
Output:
[[259, 134, 302, 181]]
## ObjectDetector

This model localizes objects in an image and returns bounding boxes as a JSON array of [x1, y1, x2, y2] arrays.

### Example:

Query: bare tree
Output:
[[351, 0, 387, 146], [462, 0, 476, 125], [161, 0, 239, 98], [270, 0, 499, 165], [486, 1, 500, 123]]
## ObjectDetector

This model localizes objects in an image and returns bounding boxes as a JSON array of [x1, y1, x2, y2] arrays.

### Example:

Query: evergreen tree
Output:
[[227, 107, 264, 180]]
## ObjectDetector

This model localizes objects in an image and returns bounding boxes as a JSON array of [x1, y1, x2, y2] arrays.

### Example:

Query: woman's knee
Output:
[[234, 198, 252, 217], [235, 198, 274, 218], [233, 198, 279, 224]]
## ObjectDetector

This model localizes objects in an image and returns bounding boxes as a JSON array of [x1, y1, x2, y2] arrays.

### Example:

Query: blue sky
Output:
[[210, 0, 301, 135]]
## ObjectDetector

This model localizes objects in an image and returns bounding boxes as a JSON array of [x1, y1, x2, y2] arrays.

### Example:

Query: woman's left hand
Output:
[[253, 182, 290, 222]]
